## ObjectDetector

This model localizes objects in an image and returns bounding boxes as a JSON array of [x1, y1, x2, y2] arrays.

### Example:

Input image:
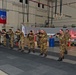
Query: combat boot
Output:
[[20, 50, 24, 52], [32, 49, 35, 53], [57, 57, 63, 61], [28, 49, 31, 53], [40, 53, 43, 56], [44, 54, 47, 57], [33, 50, 35, 53], [62, 56, 64, 59], [10, 47, 13, 49], [18, 48, 21, 51], [64, 50, 68, 54]]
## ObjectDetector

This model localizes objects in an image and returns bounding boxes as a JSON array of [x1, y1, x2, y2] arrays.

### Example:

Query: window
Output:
[[38, 3, 40, 7], [19, 0, 28, 4], [42, 4, 44, 8], [19, 0, 23, 3], [26, 0, 28, 4]]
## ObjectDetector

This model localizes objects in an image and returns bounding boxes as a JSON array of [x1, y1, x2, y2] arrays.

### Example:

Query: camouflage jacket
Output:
[[27, 33, 34, 41]]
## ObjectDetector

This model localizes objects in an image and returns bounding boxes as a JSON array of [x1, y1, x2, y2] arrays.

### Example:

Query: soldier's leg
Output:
[[43, 43, 47, 57], [64, 42, 68, 54], [18, 40, 21, 50], [31, 42, 35, 53], [10, 39, 14, 49], [40, 44, 44, 55], [20, 40, 25, 52], [28, 42, 31, 53], [3, 38, 6, 46], [6, 39, 10, 48], [58, 45, 65, 61]]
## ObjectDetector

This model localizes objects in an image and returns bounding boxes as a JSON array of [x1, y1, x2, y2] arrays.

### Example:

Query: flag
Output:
[[0, 10, 6, 24], [22, 24, 27, 37]]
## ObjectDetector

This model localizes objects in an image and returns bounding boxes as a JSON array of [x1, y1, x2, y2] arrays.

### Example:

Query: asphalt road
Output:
[[0, 46, 76, 75]]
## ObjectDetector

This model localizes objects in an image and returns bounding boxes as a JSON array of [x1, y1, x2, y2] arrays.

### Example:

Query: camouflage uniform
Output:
[[64, 32, 71, 50], [7, 29, 14, 48], [39, 31, 47, 56], [56, 32, 66, 61], [15, 30, 25, 51], [37, 32, 41, 48], [27, 31, 35, 53], [2, 30, 6, 46]]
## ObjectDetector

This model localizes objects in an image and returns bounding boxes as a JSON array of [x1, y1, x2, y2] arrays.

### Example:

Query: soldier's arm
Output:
[[15, 32, 20, 35], [7, 32, 11, 35]]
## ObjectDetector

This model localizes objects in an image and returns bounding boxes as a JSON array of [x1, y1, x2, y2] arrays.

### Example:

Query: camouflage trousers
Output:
[[19, 39, 25, 50], [28, 41, 35, 49], [60, 44, 66, 53], [3, 37, 6, 46], [10, 38, 14, 48], [59, 43, 67, 58], [40, 43, 47, 54]]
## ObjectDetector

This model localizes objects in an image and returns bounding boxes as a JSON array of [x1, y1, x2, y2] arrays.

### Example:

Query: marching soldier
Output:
[[7, 29, 14, 49], [15, 29, 25, 52], [38, 30, 47, 57], [37, 30, 41, 48], [2, 29, 7, 46], [27, 30, 35, 53], [56, 29, 66, 61], [64, 29, 71, 54]]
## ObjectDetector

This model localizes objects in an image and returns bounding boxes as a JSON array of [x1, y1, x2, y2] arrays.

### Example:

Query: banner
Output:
[[22, 25, 27, 37], [0, 10, 6, 24]]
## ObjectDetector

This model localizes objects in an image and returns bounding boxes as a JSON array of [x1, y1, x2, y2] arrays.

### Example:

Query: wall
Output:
[[0, 0, 76, 30]]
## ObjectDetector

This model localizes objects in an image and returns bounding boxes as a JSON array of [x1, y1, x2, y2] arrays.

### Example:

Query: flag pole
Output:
[[2, 0, 5, 29]]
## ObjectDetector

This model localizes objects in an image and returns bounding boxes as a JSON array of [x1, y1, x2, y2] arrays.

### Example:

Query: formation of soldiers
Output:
[[0, 28, 71, 61]]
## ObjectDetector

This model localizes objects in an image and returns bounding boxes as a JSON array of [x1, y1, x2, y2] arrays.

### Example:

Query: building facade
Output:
[[0, 0, 76, 30]]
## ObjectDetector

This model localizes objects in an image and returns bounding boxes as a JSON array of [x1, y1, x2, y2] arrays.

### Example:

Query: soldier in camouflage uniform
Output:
[[37, 30, 41, 48], [27, 30, 35, 53], [2, 29, 6, 46], [38, 30, 47, 57], [64, 29, 71, 54], [56, 29, 66, 61], [7, 29, 14, 49], [15, 29, 25, 52]]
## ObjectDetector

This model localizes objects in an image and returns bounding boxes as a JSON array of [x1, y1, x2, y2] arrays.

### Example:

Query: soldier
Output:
[[27, 30, 35, 53], [64, 29, 71, 54], [15, 29, 25, 52], [7, 29, 14, 49], [2, 29, 6, 46], [56, 29, 66, 61], [37, 30, 41, 48], [38, 30, 47, 57]]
